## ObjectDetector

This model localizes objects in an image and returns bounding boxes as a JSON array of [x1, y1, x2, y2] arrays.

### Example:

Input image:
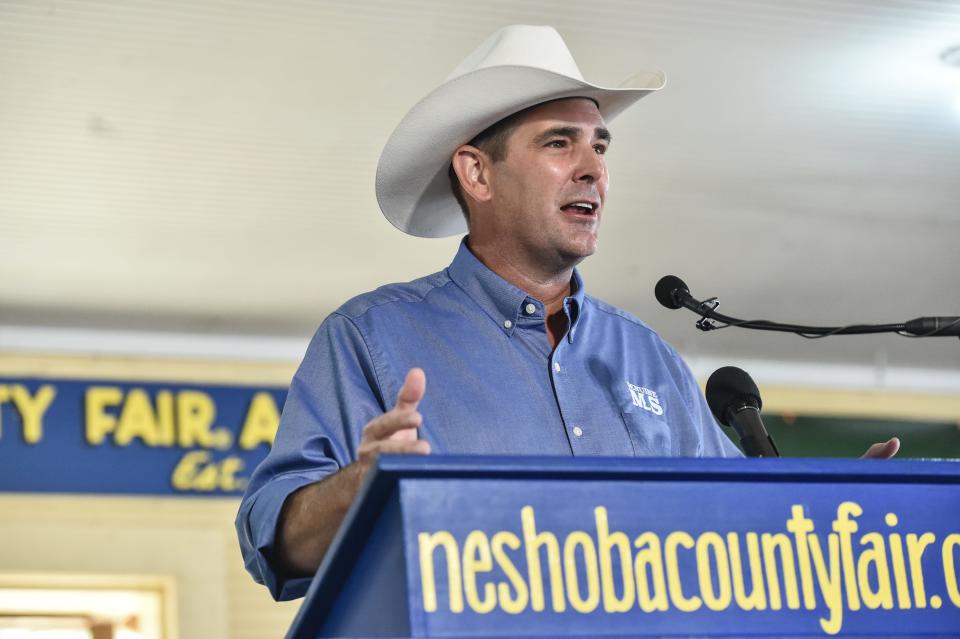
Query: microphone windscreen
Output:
[[705, 366, 762, 425], [654, 275, 688, 310]]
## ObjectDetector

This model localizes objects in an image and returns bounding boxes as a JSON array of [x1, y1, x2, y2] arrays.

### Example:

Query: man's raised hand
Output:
[[861, 436, 900, 459], [272, 368, 431, 575], [357, 368, 431, 470]]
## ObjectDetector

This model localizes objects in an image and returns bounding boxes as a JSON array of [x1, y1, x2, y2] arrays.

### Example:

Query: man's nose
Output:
[[574, 145, 605, 184]]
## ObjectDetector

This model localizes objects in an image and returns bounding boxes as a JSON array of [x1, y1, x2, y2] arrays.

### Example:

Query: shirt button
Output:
[[503, 319, 513, 329], [553, 362, 561, 373], [572, 426, 583, 438], [525, 303, 536, 315]]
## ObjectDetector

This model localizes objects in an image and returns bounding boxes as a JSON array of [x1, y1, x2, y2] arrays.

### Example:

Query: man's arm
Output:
[[236, 313, 427, 600], [273, 368, 431, 576]]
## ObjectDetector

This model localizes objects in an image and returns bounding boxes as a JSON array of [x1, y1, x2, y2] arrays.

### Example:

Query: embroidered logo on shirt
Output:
[[628, 383, 664, 416]]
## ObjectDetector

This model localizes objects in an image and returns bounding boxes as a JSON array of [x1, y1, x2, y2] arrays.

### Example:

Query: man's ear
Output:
[[451, 145, 492, 205]]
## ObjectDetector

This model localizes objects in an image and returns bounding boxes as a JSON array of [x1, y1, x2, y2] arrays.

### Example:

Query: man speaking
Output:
[[235, 25, 892, 601]]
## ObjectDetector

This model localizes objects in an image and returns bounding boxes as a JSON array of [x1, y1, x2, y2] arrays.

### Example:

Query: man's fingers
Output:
[[395, 367, 426, 411], [359, 368, 428, 448], [861, 437, 901, 459], [362, 409, 422, 442], [360, 439, 431, 459]]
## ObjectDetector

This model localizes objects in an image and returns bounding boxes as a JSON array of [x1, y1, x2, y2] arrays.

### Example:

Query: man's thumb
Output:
[[396, 367, 426, 410]]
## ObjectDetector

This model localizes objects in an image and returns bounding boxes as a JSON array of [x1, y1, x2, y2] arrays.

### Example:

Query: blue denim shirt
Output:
[[236, 239, 742, 600]]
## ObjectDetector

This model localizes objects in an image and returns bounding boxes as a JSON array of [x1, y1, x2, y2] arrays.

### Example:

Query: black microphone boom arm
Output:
[[654, 275, 960, 339]]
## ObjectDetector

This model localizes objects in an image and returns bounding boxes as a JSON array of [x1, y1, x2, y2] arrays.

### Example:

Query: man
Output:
[[236, 25, 898, 602]]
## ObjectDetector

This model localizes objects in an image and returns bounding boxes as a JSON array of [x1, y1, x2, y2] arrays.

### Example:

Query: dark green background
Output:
[[740, 414, 960, 459]]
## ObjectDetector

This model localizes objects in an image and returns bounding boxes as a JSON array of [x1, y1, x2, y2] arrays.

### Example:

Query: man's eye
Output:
[[546, 140, 566, 148], [594, 144, 608, 155]]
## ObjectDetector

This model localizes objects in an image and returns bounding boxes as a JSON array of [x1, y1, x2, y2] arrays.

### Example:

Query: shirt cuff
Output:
[[238, 473, 328, 601]]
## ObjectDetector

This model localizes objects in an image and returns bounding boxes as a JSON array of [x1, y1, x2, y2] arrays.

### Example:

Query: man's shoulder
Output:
[[333, 268, 453, 321], [584, 294, 684, 354], [584, 294, 656, 333]]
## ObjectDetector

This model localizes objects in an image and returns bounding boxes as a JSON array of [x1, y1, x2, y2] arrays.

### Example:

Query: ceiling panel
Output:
[[1, 0, 958, 370]]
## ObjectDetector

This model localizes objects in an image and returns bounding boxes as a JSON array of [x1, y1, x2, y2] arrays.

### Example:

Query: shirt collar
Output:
[[567, 267, 585, 336], [446, 237, 587, 336]]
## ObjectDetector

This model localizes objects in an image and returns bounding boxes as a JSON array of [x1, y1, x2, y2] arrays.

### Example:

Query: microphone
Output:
[[705, 367, 780, 458], [654, 275, 701, 313], [903, 317, 960, 337], [653, 275, 960, 339]]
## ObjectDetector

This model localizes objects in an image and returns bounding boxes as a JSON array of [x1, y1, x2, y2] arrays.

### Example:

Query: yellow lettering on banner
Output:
[[832, 501, 862, 611], [408, 504, 954, 625], [219, 456, 245, 491], [88, 388, 237, 449], [727, 532, 766, 610], [193, 458, 219, 490], [85, 386, 123, 444], [418, 531, 463, 613], [0, 386, 6, 441], [6, 385, 56, 444], [170, 452, 245, 492], [885, 514, 912, 609], [521, 506, 565, 612], [115, 389, 160, 446], [808, 533, 843, 635], [633, 532, 668, 612], [942, 534, 960, 607], [239, 392, 280, 449], [172, 451, 205, 490], [0, 386, 7, 438], [563, 531, 600, 613], [491, 532, 528, 614], [156, 391, 176, 446], [176, 390, 218, 448], [907, 532, 936, 607], [761, 533, 800, 610], [172, 451, 215, 490], [786, 505, 817, 609], [664, 532, 701, 612], [857, 533, 894, 609], [462, 531, 495, 613], [696, 532, 732, 611], [594, 507, 635, 612]]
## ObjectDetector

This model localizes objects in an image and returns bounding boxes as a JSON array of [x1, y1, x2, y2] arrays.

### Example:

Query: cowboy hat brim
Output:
[[375, 65, 666, 238]]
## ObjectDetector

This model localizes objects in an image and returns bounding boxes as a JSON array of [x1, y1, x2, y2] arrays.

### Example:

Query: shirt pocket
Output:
[[620, 409, 673, 456]]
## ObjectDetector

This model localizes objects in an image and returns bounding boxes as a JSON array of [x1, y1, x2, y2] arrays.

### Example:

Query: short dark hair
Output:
[[447, 109, 525, 222]]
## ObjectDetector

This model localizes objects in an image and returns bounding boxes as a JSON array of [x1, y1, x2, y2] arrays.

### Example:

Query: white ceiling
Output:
[[2, 0, 959, 374]]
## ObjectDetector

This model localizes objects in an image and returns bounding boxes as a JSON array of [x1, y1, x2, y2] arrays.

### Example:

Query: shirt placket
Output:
[[549, 298, 599, 455]]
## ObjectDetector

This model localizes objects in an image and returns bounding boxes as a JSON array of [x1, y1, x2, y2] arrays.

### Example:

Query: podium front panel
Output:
[[398, 460, 960, 637], [288, 457, 960, 638]]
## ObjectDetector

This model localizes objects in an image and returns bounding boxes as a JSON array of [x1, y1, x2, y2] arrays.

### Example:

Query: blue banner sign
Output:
[[0, 377, 285, 496], [397, 462, 960, 637]]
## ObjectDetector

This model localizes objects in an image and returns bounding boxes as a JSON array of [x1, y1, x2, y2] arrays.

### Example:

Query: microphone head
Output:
[[654, 275, 689, 310], [705, 366, 762, 426]]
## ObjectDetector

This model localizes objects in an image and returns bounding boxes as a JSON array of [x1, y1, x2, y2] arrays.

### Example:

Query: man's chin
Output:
[[569, 234, 598, 258], [557, 240, 597, 267]]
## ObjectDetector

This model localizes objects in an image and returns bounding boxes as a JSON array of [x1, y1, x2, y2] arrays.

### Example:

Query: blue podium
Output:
[[286, 456, 960, 638]]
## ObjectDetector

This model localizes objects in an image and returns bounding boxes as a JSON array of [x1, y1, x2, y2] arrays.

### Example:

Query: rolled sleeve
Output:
[[235, 313, 388, 599], [235, 473, 329, 600]]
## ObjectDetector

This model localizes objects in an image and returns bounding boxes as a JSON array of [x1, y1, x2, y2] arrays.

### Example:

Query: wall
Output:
[[0, 352, 300, 639]]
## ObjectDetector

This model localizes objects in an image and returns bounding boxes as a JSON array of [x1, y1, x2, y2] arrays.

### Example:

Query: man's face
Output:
[[483, 97, 611, 271]]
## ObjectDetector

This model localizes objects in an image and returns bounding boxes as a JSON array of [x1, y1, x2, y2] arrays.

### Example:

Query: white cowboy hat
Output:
[[375, 24, 666, 238]]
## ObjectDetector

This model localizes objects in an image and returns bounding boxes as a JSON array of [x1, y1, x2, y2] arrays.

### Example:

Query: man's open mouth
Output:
[[560, 201, 599, 216]]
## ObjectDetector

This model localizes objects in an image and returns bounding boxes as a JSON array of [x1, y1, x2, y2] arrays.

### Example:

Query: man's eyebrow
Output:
[[533, 126, 582, 144], [532, 125, 612, 145]]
